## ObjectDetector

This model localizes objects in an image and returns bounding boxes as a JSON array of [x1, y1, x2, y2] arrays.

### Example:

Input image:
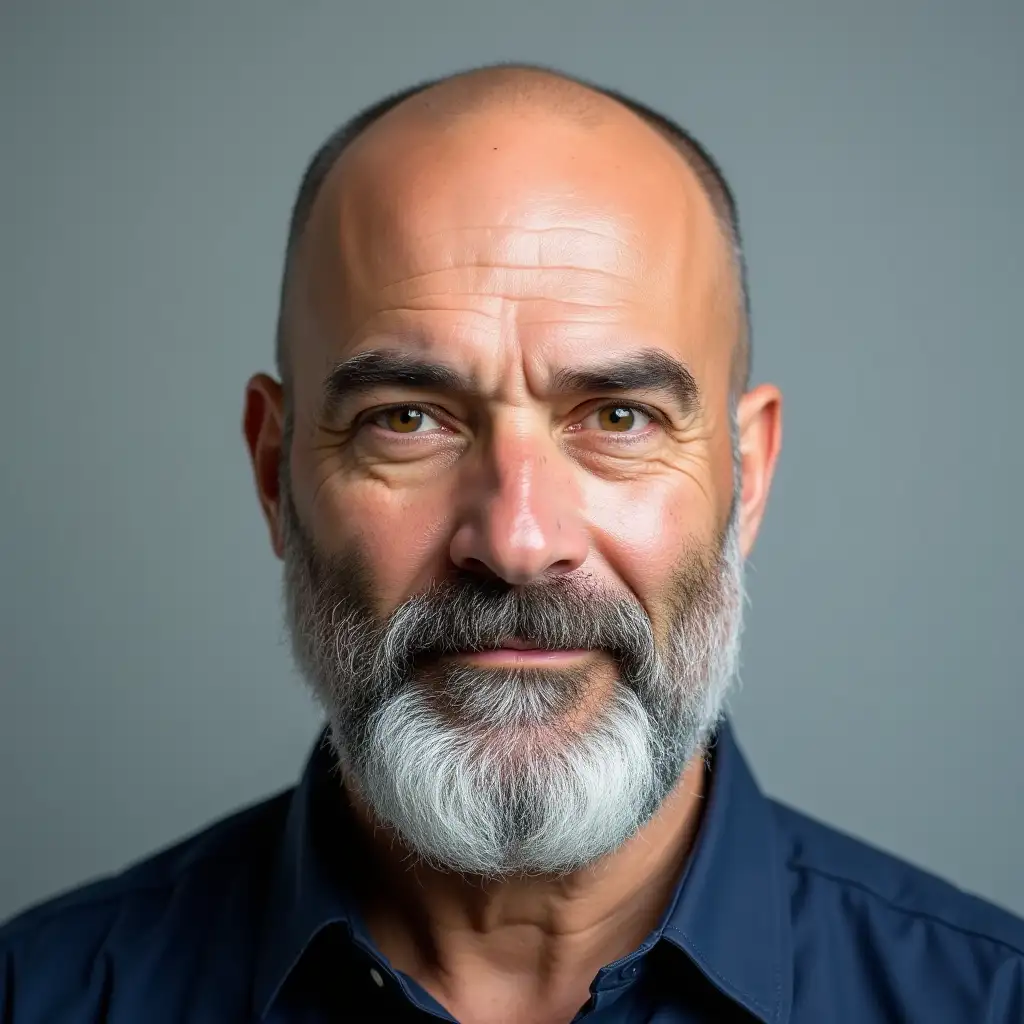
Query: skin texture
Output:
[[244, 70, 782, 1024]]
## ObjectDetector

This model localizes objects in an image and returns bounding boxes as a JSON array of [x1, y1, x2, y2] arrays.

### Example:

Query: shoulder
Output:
[[770, 798, 1024, 1019], [1, 787, 291, 941], [0, 788, 292, 1021], [771, 798, 1024, 955]]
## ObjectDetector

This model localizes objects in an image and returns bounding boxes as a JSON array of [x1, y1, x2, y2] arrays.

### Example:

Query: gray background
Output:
[[1, 0, 1021, 922]]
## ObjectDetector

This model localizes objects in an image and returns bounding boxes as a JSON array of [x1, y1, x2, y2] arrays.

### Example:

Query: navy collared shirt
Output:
[[2, 722, 1023, 1022]]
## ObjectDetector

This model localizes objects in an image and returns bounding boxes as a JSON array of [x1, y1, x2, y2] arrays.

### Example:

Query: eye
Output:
[[581, 404, 653, 433], [368, 406, 444, 434]]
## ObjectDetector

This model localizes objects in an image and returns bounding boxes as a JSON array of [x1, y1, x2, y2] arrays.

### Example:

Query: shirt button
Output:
[[369, 968, 385, 988]]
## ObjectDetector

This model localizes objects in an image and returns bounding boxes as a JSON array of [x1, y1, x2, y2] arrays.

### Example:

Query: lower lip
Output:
[[449, 648, 592, 666]]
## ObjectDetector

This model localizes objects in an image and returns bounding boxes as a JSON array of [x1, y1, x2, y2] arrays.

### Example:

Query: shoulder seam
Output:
[[788, 859, 1024, 958]]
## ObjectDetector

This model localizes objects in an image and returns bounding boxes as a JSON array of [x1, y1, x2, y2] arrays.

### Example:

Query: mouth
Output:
[[446, 638, 593, 666]]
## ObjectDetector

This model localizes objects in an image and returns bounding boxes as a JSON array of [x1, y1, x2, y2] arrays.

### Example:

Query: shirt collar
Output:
[[657, 721, 793, 1022], [253, 720, 792, 1022], [252, 729, 362, 1018]]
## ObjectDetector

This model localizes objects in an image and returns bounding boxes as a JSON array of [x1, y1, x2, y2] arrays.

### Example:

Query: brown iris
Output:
[[597, 406, 637, 431], [382, 408, 424, 433]]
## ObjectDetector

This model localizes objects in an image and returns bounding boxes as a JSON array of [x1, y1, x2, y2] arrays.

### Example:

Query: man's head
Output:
[[244, 64, 782, 878]]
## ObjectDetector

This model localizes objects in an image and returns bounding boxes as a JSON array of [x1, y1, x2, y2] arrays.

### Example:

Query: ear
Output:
[[735, 383, 783, 559], [243, 373, 287, 560]]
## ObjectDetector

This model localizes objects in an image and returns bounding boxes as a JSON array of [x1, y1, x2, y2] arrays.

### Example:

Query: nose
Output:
[[449, 431, 588, 585]]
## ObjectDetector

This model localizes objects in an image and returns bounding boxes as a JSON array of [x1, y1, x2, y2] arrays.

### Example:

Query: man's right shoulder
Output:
[[1, 788, 292, 939], [0, 788, 293, 1020]]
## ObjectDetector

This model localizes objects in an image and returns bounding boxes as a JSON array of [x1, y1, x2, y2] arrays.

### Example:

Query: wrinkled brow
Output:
[[320, 346, 700, 417]]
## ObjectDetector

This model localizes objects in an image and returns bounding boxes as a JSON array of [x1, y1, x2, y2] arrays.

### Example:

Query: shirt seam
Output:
[[787, 859, 1024, 958]]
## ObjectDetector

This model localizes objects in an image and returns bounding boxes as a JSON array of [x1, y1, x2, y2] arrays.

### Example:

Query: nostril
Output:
[[451, 555, 506, 584], [548, 557, 580, 576]]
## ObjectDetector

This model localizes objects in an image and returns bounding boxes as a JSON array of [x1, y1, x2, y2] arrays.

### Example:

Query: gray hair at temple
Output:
[[273, 63, 752, 405]]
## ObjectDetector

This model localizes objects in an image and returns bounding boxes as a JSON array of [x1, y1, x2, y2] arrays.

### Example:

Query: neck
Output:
[[342, 752, 708, 1021]]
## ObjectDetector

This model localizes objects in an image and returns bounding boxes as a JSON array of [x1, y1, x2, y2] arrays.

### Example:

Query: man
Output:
[[1, 63, 1022, 1023]]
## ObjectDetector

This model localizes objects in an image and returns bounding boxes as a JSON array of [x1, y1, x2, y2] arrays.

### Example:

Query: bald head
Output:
[[274, 64, 750, 402]]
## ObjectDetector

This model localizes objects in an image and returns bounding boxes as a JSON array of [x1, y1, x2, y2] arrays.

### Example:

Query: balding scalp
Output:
[[275, 63, 751, 402]]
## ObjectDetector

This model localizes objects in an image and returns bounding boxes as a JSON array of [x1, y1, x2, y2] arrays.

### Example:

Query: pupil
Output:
[[606, 407, 632, 429], [393, 408, 421, 430]]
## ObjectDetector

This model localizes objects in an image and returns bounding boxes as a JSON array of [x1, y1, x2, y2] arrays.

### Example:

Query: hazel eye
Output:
[[372, 407, 443, 434], [583, 404, 653, 433]]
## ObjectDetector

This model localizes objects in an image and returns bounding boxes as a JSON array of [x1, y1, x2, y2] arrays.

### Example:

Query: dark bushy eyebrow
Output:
[[552, 349, 700, 415], [320, 346, 700, 418], [321, 349, 474, 417]]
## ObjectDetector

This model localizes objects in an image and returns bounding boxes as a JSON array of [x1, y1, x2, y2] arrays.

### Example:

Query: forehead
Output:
[[292, 104, 736, 386]]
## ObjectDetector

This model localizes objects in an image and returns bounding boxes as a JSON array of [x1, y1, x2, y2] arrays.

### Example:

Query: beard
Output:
[[280, 468, 745, 880]]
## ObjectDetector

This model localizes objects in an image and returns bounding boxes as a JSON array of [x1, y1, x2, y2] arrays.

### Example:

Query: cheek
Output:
[[312, 476, 452, 613], [583, 474, 716, 600]]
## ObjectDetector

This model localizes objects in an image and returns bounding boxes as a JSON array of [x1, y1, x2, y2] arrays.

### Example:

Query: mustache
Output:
[[370, 572, 657, 677]]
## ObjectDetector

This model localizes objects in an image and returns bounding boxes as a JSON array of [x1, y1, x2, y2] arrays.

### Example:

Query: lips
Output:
[[431, 639, 591, 660], [444, 642, 592, 665]]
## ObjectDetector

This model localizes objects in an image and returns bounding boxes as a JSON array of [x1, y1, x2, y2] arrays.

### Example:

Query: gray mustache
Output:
[[373, 575, 656, 674]]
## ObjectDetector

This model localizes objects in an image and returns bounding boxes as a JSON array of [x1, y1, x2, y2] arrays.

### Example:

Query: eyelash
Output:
[[359, 402, 662, 437]]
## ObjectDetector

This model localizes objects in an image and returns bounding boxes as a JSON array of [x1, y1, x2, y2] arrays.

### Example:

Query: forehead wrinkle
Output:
[[375, 265, 640, 304], [339, 303, 630, 364], [405, 223, 646, 278], [363, 266, 640, 314], [342, 218, 649, 310]]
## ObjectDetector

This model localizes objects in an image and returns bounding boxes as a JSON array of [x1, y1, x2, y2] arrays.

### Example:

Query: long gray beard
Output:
[[281, 490, 745, 879]]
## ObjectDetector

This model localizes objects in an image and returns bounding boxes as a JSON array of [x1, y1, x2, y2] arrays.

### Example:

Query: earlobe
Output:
[[242, 373, 287, 559], [735, 384, 783, 559]]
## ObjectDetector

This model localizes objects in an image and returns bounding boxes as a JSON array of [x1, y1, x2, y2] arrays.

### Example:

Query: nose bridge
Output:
[[494, 430, 564, 545], [450, 422, 587, 583]]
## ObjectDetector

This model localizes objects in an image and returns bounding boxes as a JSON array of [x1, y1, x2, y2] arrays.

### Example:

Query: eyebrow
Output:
[[321, 349, 475, 418], [320, 346, 700, 418], [552, 349, 700, 415]]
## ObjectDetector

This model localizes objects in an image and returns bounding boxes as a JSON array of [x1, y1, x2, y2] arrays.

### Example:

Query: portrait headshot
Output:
[[2, 3, 1022, 1022]]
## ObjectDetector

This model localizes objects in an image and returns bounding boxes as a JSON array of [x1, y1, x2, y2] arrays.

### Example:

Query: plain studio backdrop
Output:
[[1, 0, 1022, 922]]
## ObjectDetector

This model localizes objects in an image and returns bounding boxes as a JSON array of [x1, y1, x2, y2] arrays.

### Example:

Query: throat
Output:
[[347, 745, 709, 1021]]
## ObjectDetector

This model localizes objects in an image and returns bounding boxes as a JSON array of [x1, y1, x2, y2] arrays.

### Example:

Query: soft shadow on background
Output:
[[1, 0, 1021, 920]]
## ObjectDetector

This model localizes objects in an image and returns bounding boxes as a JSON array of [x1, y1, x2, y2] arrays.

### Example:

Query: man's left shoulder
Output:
[[771, 796, 1024, 955]]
